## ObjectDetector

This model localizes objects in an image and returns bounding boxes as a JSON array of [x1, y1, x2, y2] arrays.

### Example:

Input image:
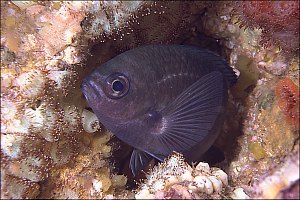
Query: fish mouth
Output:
[[80, 79, 89, 99], [81, 78, 102, 101]]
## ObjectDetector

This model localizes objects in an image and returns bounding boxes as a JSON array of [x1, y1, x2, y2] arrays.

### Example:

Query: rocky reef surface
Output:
[[1, 1, 299, 199]]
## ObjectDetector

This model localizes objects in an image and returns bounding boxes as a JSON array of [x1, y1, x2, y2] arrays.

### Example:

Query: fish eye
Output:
[[105, 72, 129, 99]]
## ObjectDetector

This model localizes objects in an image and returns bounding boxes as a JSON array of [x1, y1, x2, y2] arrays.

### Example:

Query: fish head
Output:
[[81, 53, 156, 149]]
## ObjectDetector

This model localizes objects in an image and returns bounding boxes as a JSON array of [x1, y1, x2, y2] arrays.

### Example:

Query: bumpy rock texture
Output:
[[1, 1, 299, 199], [135, 152, 233, 199], [1, 1, 144, 198]]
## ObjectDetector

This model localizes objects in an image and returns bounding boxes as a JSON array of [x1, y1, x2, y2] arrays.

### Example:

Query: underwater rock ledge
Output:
[[1, 1, 299, 199]]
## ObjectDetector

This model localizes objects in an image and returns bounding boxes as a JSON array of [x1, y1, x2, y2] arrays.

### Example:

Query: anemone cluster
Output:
[[1, 1, 151, 198], [234, 1, 299, 53]]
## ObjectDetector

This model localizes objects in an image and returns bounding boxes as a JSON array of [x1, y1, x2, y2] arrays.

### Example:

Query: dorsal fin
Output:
[[192, 47, 238, 87]]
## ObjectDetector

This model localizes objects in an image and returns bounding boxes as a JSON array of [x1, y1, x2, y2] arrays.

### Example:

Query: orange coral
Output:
[[275, 78, 299, 127]]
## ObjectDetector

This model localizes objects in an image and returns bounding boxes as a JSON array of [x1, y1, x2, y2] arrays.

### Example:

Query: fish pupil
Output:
[[112, 79, 124, 92]]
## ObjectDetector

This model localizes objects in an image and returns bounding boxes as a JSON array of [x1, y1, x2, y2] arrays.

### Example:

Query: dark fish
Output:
[[81, 45, 237, 176]]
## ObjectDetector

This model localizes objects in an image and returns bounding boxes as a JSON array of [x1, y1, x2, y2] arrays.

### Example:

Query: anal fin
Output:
[[130, 149, 153, 177]]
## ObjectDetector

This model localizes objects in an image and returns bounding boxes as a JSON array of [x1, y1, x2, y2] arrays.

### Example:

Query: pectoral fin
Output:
[[157, 71, 226, 154]]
